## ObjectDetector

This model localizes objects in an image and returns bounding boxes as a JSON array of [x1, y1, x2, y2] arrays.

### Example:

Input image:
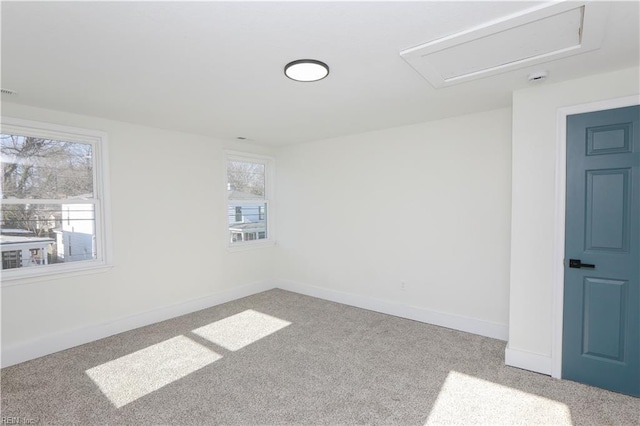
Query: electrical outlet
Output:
[[401, 281, 406, 291]]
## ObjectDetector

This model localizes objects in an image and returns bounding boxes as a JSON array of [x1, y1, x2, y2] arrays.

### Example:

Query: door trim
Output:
[[552, 94, 640, 379]]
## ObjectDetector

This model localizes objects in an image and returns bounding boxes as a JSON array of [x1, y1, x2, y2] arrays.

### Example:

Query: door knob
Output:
[[569, 259, 595, 269]]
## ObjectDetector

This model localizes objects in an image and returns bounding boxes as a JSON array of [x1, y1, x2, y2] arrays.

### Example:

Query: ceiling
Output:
[[1, 1, 638, 146]]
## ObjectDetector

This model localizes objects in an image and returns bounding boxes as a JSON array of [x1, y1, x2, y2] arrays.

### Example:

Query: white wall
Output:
[[508, 67, 640, 372], [1, 102, 276, 365], [275, 108, 513, 336]]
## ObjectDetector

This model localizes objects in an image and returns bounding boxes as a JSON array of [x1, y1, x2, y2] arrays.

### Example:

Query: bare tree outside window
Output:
[[2, 135, 93, 236], [227, 161, 264, 198], [1, 132, 98, 269], [1, 135, 93, 200]]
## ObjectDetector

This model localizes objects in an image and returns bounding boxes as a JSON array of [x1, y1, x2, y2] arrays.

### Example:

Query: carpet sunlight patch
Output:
[[425, 371, 572, 425], [86, 335, 221, 408], [191, 309, 291, 351]]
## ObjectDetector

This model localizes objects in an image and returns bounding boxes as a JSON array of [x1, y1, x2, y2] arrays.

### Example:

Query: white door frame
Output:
[[551, 94, 640, 379]]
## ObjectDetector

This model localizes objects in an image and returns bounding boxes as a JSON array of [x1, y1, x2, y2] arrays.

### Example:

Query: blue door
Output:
[[563, 105, 639, 396]]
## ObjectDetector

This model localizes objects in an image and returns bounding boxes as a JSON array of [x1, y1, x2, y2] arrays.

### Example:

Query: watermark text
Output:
[[2, 417, 38, 425]]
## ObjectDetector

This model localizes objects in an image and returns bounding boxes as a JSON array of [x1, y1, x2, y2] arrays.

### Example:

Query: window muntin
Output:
[[226, 155, 271, 247], [0, 118, 110, 280]]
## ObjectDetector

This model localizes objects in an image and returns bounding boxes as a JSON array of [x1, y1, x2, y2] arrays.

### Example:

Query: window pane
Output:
[[227, 160, 265, 200], [1, 134, 94, 199], [1, 203, 96, 269], [228, 202, 267, 244]]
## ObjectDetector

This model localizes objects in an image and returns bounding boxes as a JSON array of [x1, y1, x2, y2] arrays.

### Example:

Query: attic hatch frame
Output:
[[400, 1, 610, 88]]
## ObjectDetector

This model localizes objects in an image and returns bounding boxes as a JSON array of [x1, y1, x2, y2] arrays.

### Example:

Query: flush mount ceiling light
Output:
[[284, 59, 329, 82]]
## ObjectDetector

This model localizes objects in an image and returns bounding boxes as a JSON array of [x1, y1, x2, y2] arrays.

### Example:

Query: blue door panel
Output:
[[582, 277, 627, 361], [586, 169, 630, 252]]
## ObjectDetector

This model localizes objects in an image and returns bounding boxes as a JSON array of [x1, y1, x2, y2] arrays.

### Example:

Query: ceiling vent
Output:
[[400, 1, 610, 88]]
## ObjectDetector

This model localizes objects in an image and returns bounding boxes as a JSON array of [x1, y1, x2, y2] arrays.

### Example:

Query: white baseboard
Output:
[[1, 280, 273, 368], [274, 280, 509, 341], [3, 279, 511, 369], [505, 345, 552, 375]]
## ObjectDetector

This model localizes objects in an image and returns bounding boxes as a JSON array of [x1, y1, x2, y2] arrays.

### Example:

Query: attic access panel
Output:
[[400, 1, 610, 88]]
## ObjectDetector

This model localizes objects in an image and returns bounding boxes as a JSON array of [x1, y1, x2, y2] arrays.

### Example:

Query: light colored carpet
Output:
[[1, 289, 638, 425]]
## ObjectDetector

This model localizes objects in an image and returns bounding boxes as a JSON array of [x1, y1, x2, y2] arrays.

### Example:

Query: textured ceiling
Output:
[[1, 1, 638, 145]]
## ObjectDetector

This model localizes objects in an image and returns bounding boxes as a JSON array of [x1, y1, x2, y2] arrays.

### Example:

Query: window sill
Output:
[[1, 262, 113, 287], [226, 240, 276, 253]]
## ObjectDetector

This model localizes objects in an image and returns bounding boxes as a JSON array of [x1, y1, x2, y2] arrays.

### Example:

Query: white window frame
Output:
[[225, 151, 274, 251], [1, 117, 112, 284]]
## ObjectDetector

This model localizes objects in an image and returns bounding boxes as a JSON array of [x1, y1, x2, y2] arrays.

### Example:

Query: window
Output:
[[226, 152, 273, 247], [1, 117, 111, 281], [2, 250, 21, 269]]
